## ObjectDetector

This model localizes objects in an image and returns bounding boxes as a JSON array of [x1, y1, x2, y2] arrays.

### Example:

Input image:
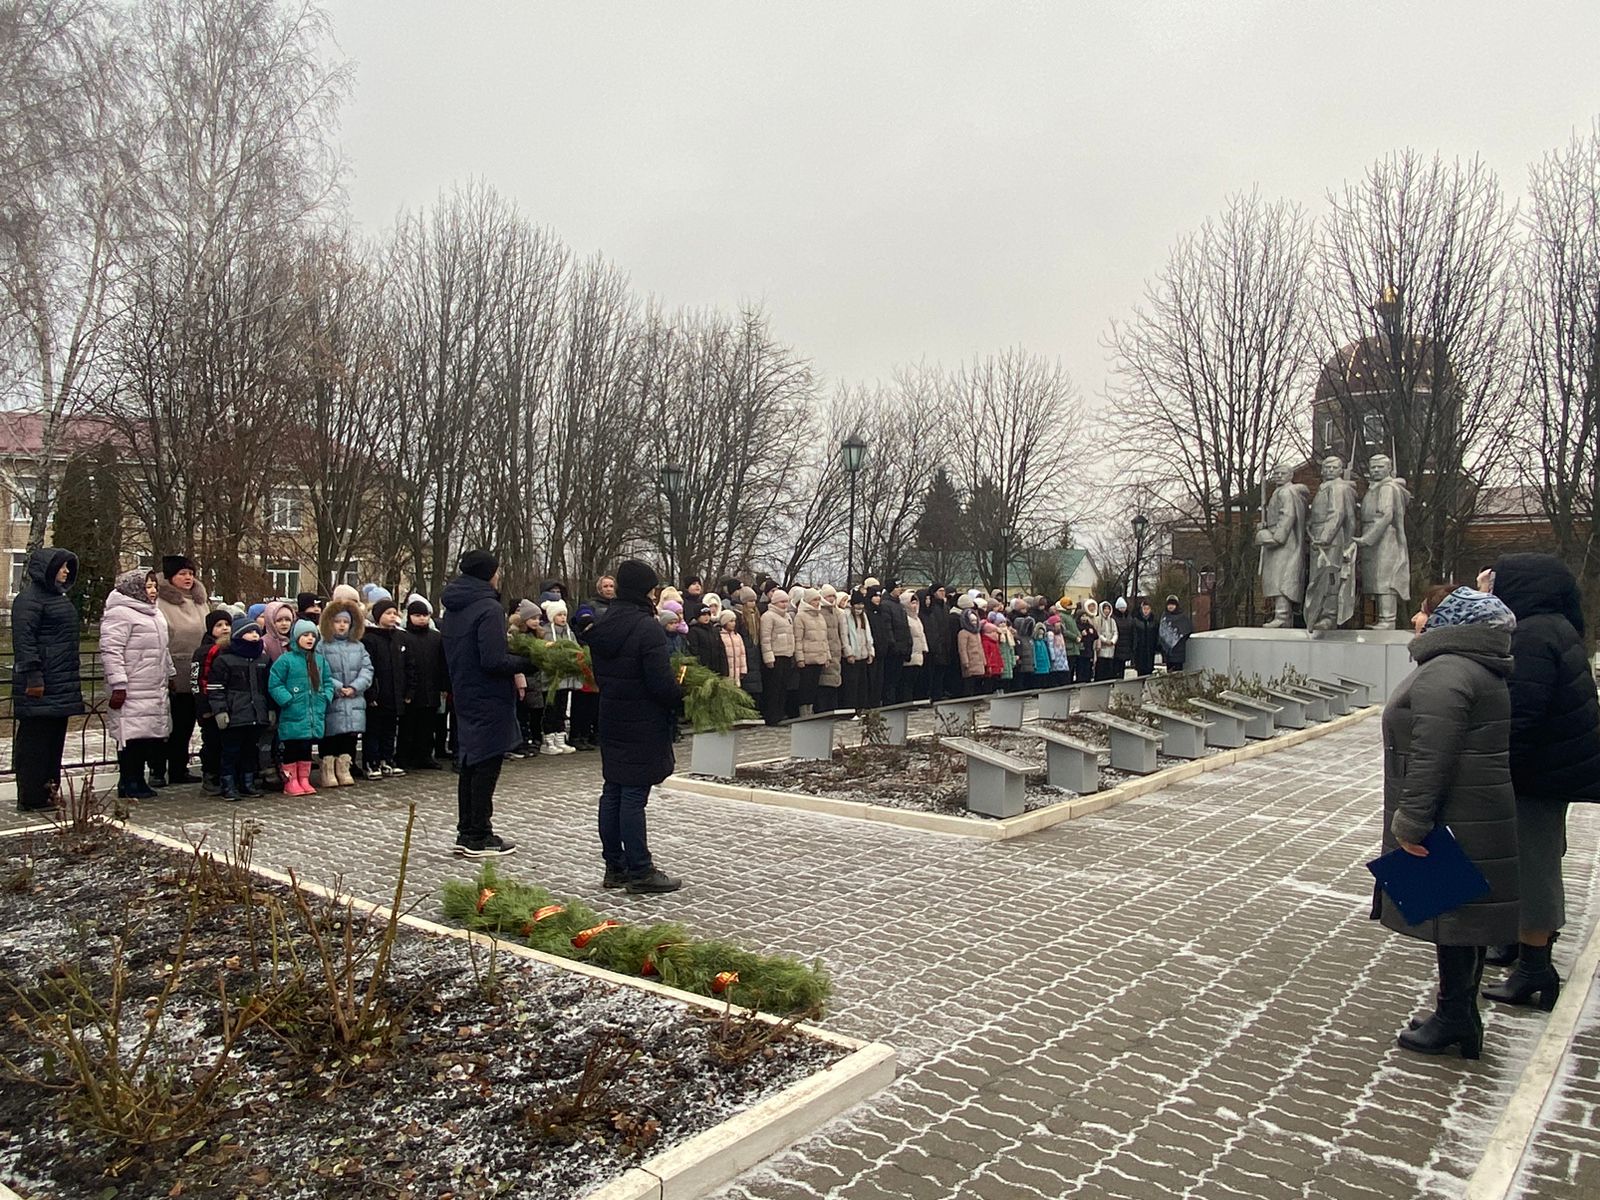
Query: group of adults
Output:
[[1377, 553, 1600, 1060], [12, 550, 210, 812]]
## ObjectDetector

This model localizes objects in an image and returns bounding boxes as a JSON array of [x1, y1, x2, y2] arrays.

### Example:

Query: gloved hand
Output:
[[215, 712, 229, 729], [109, 689, 127, 710]]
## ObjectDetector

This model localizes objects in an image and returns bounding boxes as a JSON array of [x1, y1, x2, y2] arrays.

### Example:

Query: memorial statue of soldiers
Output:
[[1254, 464, 1309, 628], [1304, 456, 1360, 631], [1354, 454, 1411, 629]]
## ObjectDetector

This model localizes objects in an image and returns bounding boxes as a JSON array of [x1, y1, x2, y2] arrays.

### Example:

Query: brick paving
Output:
[[6, 717, 1597, 1200]]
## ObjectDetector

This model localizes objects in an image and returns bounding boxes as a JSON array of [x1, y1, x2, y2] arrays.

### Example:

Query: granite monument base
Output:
[[1185, 627, 1414, 701]]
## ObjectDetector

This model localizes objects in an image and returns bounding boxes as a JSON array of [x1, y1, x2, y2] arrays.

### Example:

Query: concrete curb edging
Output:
[[665, 707, 1377, 841], [0, 822, 897, 1200], [1466, 902, 1600, 1200]]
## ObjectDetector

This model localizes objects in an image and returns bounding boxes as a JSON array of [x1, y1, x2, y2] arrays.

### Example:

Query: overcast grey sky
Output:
[[327, 1, 1600, 407]]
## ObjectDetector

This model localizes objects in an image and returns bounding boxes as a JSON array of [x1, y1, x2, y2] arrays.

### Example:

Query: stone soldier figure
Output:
[[1255, 464, 1309, 628], [1355, 454, 1411, 629], [1304, 456, 1360, 631]]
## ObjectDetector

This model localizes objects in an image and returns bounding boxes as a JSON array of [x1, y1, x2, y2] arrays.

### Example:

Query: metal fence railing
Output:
[[0, 650, 119, 783]]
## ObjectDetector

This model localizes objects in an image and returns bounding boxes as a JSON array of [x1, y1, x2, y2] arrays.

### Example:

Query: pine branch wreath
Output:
[[670, 653, 759, 733], [440, 864, 830, 1015], [510, 633, 592, 703]]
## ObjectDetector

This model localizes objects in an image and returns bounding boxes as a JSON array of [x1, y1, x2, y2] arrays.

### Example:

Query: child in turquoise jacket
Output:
[[269, 619, 335, 795]]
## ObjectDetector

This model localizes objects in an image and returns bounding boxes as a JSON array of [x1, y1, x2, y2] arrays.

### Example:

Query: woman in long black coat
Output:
[[1380, 585, 1521, 1059], [11, 547, 83, 812], [582, 559, 684, 894], [1479, 554, 1600, 1010]]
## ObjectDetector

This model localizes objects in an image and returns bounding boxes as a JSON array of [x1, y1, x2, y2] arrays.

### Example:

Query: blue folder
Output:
[[1367, 825, 1491, 925]]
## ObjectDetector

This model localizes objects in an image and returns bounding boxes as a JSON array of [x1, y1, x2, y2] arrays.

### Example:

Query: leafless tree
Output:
[[1318, 151, 1518, 591], [1519, 122, 1600, 638], [948, 348, 1086, 592], [1105, 190, 1316, 625]]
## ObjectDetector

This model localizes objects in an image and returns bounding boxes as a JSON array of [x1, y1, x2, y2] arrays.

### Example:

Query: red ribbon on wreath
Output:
[[571, 920, 621, 949]]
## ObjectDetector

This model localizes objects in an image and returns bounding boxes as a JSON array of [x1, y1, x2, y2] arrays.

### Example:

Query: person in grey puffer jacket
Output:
[[1379, 585, 1520, 1061], [319, 598, 373, 788]]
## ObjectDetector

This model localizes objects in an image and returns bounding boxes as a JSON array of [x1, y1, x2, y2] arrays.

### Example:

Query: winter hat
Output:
[[956, 593, 975, 610], [515, 598, 539, 626], [542, 599, 568, 622], [296, 591, 323, 616], [161, 554, 196, 579], [458, 549, 499, 582], [988, 612, 1008, 625], [718, 609, 738, 626], [1046, 613, 1062, 627], [329, 583, 362, 606], [1424, 587, 1517, 633], [788, 586, 808, 607], [770, 588, 790, 608], [247, 603, 267, 621], [1114, 598, 1129, 612], [616, 558, 660, 601], [291, 618, 320, 646], [371, 598, 397, 624], [848, 589, 868, 606], [703, 592, 723, 612], [205, 608, 233, 634], [113, 568, 149, 600], [660, 598, 683, 616], [230, 612, 260, 640], [863, 576, 881, 590], [819, 584, 838, 603], [405, 592, 432, 615], [735, 586, 757, 604]]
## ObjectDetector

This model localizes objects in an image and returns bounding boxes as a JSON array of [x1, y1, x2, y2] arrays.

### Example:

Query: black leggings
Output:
[[282, 739, 314, 764]]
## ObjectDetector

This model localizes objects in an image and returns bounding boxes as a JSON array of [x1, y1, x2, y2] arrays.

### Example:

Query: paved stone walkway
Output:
[[7, 717, 1597, 1200]]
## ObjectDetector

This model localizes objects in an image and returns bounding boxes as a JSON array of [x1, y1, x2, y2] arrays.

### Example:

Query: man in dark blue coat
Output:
[[11, 547, 83, 812], [441, 550, 533, 857], [580, 559, 683, 893]]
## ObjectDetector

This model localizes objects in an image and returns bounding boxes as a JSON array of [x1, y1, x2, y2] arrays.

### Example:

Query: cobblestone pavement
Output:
[[7, 718, 1597, 1200]]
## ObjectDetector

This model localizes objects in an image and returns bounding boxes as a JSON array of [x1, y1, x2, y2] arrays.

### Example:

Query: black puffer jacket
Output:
[[11, 547, 83, 719], [362, 626, 407, 711], [882, 593, 911, 662], [918, 593, 950, 667], [206, 650, 272, 728], [582, 594, 682, 787], [1492, 553, 1600, 802], [1379, 622, 1520, 946], [441, 574, 533, 767], [685, 620, 727, 678]]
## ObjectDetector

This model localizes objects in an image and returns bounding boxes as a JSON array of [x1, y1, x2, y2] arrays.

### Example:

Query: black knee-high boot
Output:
[[1399, 945, 1485, 1059]]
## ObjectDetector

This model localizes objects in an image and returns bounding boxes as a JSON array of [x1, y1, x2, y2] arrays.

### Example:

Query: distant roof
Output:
[[1473, 484, 1547, 523], [0, 410, 127, 458]]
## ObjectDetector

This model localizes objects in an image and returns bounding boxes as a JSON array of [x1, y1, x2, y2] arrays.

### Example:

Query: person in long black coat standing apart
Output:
[[440, 550, 532, 858], [1479, 554, 1600, 1010], [580, 559, 684, 894], [11, 547, 83, 812]]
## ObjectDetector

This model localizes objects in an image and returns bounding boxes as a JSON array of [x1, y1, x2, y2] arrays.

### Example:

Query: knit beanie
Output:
[[1115, 598, 1128, 612], [863, 576, 881, 589], [247, 603, 267, 620], [718, 609, 738, 625], [329, 584, 361, 606], [230, 613, 260, 640], [205, 609, 233, 634], [296, 591, 323, 616], [819, 584, 837, 602], [542, 599, 568, 622], [161, 554, 196, 580], [616, 558, 659, 601], [516, 598, 540, 626], [371, 598, 397, 624], [458, 549, 499, 582], [291, 618, 320, 646], [956, 594, 975, 610], [703, 592, 723, 611], [405, 592, 432, 615], [735, 586, 757, 604]]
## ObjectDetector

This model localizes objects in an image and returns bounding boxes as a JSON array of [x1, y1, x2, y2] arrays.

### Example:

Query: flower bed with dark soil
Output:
[[730, 718, 1222, 820], [0, 826, 843, 1200]]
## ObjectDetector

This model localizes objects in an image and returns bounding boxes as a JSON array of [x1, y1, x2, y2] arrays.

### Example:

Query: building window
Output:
[[1361, 411, 1387, 449], [270, 490, 302, 532], [8, 551, 26, 599], [1317, 413, 1339, 451], [268, 561, 300, 599], [340, 568, 359, 590], [8, 478, 36, 524]]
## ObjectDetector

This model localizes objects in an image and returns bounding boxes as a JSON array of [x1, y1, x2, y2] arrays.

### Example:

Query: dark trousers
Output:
[[761, 656, 793, 724], [570, 690, 599, 746], [197, 718, 222, 777], [220, 723, 260, 785], [117, 737, 163, 789], [816, 684, 838, 714], [322, 732, 358, 758], [282, 738, 313, 763], [1073, 656, 1094, 683], [543, 689, 571, 734], [16, 715, 69, 808], [598, 780, 653, 876], [365, 708, 398, 767], [976, 676, 998, 694], [165, 691, 197, 778], [880, 655, 903, 708], [796, 664, 822, 711], [921, 663, 946, 703], [456, 754, 504, 843], [943, 663, 964, 699], [839, 660, 870, 711], [897, 662, 920, 704], [398, 705, 437, 767]]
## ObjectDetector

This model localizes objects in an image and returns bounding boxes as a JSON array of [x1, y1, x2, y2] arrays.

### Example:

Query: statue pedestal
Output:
[[1185, 627, 1414, 701]]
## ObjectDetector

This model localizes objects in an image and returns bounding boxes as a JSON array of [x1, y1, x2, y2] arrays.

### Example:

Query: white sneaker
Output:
[[557, 733, 577, 755], [386, 763, 406, 777], [540, 740, 563, 756]]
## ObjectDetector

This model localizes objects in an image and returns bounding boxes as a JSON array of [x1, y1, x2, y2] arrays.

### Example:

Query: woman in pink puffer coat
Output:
[[100, 569, 175, 798]]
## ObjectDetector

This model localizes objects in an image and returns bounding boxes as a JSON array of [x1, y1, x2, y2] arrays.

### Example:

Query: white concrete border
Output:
[[0, 822, 897, 1200], [1467, 904, 1600, 1200], [666, 707, 1377, 841]]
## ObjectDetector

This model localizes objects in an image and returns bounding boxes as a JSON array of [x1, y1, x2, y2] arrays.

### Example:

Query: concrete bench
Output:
[[1186, 698, 1255, 748], [1065, 680, 1115, 713], [1260, 687, 1311, 729], [689, 719, 770, 779], [1334, 674, 1377, 707], [1110, 676, 1151, 707], [1280, 684, 1332, 723], [988, 689, 1040, 730], [1141, 705, 1212, 760], [1081, 713, 1165, 775], [1033, 684, 1078, 720], [783, 710, 845, 761], [932, 695, 988, 736], [1017, 728, 1102, 793], [1218, 691, 1285, 740], [940, 736, 1031, 819], [1307, 676, 1357, 716], [875, 699, 929, 745]]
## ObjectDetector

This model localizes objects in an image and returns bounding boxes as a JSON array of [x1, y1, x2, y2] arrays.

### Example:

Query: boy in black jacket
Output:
[[398, 598, 448, 770], [190, 609, 232, 794], [362, 598, 408, 776], [206, 614, 271, 800]]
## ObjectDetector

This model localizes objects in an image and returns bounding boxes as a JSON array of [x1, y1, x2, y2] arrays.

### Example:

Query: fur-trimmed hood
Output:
[[319, 597, 367, 643]]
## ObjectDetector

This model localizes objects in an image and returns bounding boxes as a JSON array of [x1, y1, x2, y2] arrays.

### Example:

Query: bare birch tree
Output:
[[1105, 190, 1316, 625]]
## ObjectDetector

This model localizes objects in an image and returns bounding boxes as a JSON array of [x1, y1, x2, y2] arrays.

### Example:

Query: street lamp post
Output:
[[659, 462, 685, 582], [1131, 513, 1149, 603], [840, 434, 868, 588]]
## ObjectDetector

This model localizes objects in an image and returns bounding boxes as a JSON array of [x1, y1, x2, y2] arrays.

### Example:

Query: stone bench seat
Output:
[[1016, 727, 1102, 793], [1081, 713, 1165, 775], [932, 695, 989, 735], [1264, 686, 1324, 725], [1334, 674, 1377, 707], [1186, 698, 1256, 748], [689, 718, 771, 779], [1217, 691, 1285, 739], [781, 709, 848, 761], [869, 699, 929, 745], [1278, 684, 1333, 723], [987, 689, 1041, 730], [1305, 676, 1356, 716], [1033, 684, 1080, 720], [1141, 705, 1212, 760], [939, 736, 1033, 818]]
